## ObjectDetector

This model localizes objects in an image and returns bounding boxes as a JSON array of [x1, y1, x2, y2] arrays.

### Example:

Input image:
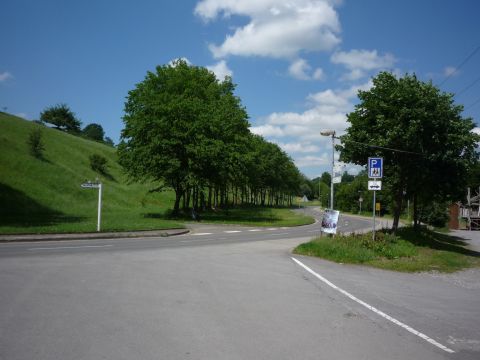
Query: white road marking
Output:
[[192, 233, 212, 236], [28, 245, 114, 251], [224, 230, 242, 233], [248, 229, 261, 232], [267, 228, 278, 231], [307, 230, 320, 233], [291, 257, 455, 354]]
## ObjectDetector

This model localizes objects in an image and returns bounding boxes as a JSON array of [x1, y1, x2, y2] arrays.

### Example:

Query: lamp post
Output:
[[320, 130, 336, 210]]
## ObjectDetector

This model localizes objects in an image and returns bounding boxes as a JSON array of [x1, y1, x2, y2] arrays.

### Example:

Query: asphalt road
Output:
[[0, 210, 478, 360]]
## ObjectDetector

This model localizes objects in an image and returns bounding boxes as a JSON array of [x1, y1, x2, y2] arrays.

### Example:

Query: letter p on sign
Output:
[[368, 157, 383, 179]]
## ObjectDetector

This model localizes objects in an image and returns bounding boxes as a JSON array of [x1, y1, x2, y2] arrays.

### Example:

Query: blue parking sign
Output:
[[368, 157, 383, 178]]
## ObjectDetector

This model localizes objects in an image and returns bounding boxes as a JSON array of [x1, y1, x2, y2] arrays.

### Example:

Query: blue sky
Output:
[[1, 0, 479, 178]]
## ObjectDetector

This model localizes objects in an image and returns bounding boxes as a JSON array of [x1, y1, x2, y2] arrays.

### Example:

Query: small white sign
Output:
[[81, 182, 100, 189], [368, 180, 382, 191], [301, 195, 309, 202], [332, 176, 342, 184]]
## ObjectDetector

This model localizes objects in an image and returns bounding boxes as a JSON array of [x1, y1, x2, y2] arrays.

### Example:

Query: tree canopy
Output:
[[40, 104, 81, 133], [82, 123, 105, 142], [339, 72, 479, 230], [118, 60, 303, 214]]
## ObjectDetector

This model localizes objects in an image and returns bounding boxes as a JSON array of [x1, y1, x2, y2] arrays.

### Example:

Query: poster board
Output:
[[321, 210, 340, 234]]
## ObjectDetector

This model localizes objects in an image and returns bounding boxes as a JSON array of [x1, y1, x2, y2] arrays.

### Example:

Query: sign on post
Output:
[[81, 181, 102, 232], [368, 157, 383, 241], [368, 180, 382, 190], [368, 157, 383, 178], [81, 182, 100, 189]]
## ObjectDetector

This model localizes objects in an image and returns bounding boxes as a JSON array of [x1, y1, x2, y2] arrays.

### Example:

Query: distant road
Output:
[[0, 209, 374, 257], [1, 209, 477, 360]]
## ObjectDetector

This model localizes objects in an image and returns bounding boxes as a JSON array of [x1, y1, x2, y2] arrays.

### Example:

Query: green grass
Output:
[[293, 226, 480, 273], [189, 206, 314, 227], [0, 113, 183, 234], [0, 113, 313, 234]]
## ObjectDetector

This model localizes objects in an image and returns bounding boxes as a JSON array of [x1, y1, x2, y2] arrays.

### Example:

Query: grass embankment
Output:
[[294, 227, 480, 273], [1, 113, 313, 234], [0, 113, 182, 234]]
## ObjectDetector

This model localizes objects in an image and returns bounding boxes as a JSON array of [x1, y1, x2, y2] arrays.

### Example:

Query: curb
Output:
[[0, 229, 190, 243]]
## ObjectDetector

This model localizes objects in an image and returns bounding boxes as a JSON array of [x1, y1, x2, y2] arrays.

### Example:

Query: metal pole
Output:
[[330, 134, 334, 210], [97, 183, 102, 232], [373, 190, 376, 241], [319, 176, 321, 207]]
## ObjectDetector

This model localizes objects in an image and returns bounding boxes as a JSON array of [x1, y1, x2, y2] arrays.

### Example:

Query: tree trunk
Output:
[[208, 186, 212, 208], [392, 190, 403, 233], [413, 193, 419, 227], [184, 187, 191, 211], [173, 188, 182, 216]]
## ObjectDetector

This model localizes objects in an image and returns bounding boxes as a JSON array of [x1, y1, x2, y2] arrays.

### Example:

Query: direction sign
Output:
[[368, 157, 383, 178], [368, 180, 382, 190], [81, 182, 100, 189]]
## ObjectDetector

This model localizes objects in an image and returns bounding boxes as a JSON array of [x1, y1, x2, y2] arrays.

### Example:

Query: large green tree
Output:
[[40, 104, 81, 133], [117, 60, 250, 214], [340, 72, 479, 231]]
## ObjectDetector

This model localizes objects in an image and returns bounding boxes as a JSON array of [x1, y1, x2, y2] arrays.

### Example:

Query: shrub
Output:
[[418, 201, 449, 228], [27, 128, 45, 159], [89, 154, 108, 174]]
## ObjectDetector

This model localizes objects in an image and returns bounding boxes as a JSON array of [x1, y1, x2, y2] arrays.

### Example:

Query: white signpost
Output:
[[368, 158, 383, 240], [81, 181, 102, 232]]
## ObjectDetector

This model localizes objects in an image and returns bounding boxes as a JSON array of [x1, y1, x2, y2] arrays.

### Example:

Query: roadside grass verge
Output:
[[293, 226, 480, 273], [173, 206, 315, 227]]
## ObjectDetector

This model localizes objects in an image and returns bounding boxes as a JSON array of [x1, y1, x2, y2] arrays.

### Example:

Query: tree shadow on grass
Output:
[[144, 207, 281, 223], [0, 183, 84, 228], [396, 226, 480, 258]]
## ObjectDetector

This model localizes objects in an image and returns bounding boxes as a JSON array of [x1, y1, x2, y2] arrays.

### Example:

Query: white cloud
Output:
[[195, 0, 341, 59], [274, 141, 320, 153], [313, 68, 324, 80], [443, 66, 457, 77], [288, 58, 324, 81], [472, 127, 480, 135], [288, 59, 311, 80], [331, 49, 396, 70], [295, 154, 331, 167], [250, 124, 286, 137], [207, 60, 233, 80], [251, 81, 373, 174], [331, 49, 396, 81], [0, 71, 13, 82]]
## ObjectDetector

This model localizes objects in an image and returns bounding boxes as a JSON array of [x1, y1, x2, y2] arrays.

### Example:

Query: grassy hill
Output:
[[0, 113, 182, 234]]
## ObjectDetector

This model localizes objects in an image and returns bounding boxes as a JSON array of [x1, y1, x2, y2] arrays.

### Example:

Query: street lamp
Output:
[[320, 130, 336, 210]]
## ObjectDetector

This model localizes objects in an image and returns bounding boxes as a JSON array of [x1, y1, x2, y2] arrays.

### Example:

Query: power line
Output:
[[456, 75, 480, 97], [439, 45, 480, 86], [465, 96, 480, 111], [335, 137, 424, 156]]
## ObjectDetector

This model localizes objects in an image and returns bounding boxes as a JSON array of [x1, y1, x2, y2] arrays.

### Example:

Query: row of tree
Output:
[[39, 103, 114, 146], [118, 60, 305, 215]]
